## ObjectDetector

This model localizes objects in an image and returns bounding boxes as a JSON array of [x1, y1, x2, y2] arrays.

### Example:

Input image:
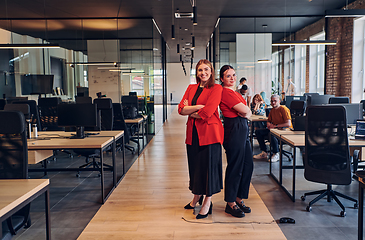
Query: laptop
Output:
[[355, 119, 365, 139]]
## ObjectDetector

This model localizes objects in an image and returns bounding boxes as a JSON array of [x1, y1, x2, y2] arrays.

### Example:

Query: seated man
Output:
[[253, 94, 292, 162]]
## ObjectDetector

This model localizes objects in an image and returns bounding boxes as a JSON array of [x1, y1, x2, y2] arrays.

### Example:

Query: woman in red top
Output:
[[219, 65, 253, 218], [178, 59, 224, 219]]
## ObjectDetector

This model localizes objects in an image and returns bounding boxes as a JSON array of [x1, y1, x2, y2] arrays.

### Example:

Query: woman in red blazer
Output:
[[178, 59, 224, 219]]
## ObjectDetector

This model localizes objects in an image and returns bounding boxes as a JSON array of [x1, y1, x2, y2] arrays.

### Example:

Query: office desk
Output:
[[248, 115, 268, 150], [270, 129, 365, 202], [125, 116, 147, 154], [357, 172, 365, 240], [27, 131, 124, 203], [0, 179, 50, 240]]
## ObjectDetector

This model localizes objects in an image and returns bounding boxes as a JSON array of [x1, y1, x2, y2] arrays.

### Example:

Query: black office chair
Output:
[[328, 97, 350, 104], [13, 100, 42, 130], [290, 100, 306, 131], [360, 100, 365, 116], [0, 111, 31, 237], [0, 99, 5, 110], [76, 96, 92, 104], [113, 103, 135, 154], [300, 105, 358, 217], [38, 97, 62, 131], [94, 98, 113, 131], [75, 99, 114, 177]]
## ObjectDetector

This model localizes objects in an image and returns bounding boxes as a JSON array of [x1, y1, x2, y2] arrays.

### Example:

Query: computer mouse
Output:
[[279, 217, 295, 224]]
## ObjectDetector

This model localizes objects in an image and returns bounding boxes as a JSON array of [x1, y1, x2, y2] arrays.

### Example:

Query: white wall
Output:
[[167, 63, 192, 104]]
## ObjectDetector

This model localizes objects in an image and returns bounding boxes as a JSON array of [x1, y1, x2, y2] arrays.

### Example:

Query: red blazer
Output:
[[178, 84, 224, 146]]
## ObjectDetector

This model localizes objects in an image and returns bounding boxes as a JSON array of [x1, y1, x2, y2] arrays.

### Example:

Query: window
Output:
[[309, 32, 325, 94], [294, 45, 306, 95]]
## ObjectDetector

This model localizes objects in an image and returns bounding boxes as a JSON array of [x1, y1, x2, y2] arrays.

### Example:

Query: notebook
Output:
[[355, 119, 365, 139]]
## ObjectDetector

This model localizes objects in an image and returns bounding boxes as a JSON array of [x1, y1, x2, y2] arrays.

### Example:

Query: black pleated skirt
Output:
[[186, 124, 223, 196]]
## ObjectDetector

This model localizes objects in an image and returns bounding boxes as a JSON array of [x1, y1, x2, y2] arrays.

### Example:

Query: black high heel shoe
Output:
[[196, 202, 212, 219], [184, 195, 204, 209], [198, 195, 204, 205]]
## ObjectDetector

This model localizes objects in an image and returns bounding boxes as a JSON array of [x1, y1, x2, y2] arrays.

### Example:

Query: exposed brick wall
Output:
[[276, 0, 365, 99]]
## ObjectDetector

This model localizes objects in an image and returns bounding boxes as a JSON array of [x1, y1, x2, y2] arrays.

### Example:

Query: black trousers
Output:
[[223, 117, 253, 202], [186, 124, 223, 197]]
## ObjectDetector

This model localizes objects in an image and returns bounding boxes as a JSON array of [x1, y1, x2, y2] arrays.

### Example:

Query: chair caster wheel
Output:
[[340, 211, 346, 217], [76, 173, 80, 177], [354, 203, 359, 209], [306, 206, 312, 212], [301, 196, 306, 201]]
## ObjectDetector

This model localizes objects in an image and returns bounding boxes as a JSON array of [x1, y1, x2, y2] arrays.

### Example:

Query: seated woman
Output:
[[251, 94, 267, 129], [251, 94, 266, 116]]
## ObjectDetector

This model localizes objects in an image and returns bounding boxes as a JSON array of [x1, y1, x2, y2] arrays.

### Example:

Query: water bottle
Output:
[[32, 124, 38, 138]]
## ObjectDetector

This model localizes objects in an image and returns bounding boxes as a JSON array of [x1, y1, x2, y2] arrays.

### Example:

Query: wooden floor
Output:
[[78, 108, 287, 240]]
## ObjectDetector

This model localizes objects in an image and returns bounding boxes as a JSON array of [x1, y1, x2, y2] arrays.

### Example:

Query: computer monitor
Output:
[[307, 95, 334, 106], [21, 74, 54, 95], [285, 96, 305, 109], [330, 103, 363, 125], [57, 103, 97, 139]]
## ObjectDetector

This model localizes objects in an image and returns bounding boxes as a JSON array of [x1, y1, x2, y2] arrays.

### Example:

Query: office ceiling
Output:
[[0, 0, 357, 63]]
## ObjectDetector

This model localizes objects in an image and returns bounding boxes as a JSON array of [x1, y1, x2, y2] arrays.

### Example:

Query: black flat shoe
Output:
[[236, 201, 251, 213], [196, 202, 212, 219], [225, 203, 245, 218]]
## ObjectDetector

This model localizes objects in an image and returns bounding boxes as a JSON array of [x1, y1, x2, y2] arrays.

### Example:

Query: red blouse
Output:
[[220, 87, 247, 118], [178, 84, 224, 146]]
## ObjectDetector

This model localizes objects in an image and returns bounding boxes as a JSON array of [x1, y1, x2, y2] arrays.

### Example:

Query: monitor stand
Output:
[[71, 126, 85, 139]]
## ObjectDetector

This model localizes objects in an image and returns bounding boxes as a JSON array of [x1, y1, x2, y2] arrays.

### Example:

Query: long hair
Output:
[[219, 65, 234, 82], [253, 93, 264, 103], [196, 59, 215, 88]]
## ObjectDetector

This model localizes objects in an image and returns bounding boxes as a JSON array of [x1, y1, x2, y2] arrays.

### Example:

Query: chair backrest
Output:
[[290, 100, 306, 117], [304, 105, 351, 185], [112, 103, 130, 142], [94, 98, 113, 131], [0, 99, 5, 110], [4, 103, 31, 120], [0, 111, 28, 179], [13, 100, 42, 130], [328, 97, 350, 104], [76, 96, 92, 104], [360, 100, 365, 116], [38, 97, 62, 130]]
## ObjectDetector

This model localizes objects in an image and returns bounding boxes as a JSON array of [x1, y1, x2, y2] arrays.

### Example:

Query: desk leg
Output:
[[292, 147, 296, 202], [279, 138, 283, 184], [137, 122, 141, 155], [269, 131, 272, 175], [112, 137, 116, 187], [45, 187, 51, 240], [359, 183, 364, 240], [122, 134, 125, 175], [142, 120, 145, 150], [100, 147, 105, 204]]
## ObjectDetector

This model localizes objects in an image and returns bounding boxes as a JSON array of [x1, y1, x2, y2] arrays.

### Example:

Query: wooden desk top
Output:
[[125, 117, 144, 123], [0, 179, 49, 218], [249, 115, 268, 122], [27, 131, 123, 150], [279, 133, 365, 148], [270, 128, 305, 137]]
